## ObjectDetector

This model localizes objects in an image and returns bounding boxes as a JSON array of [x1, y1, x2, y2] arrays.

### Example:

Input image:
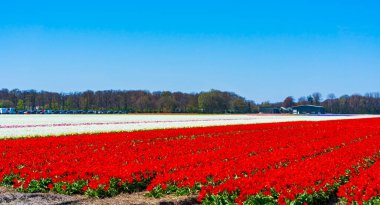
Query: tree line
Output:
[[1, 89, 379, 114], [0, 89, 254, 113], [278, 92, 380, 114]]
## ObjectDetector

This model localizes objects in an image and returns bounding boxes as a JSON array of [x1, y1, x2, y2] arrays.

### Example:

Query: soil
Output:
[[0, 186, 344, 205], [0, 187, 199, 205]]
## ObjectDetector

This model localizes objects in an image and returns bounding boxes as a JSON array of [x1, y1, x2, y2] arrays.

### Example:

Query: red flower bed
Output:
[[337, 157, 380, 204], [1, 118, 380, 203]]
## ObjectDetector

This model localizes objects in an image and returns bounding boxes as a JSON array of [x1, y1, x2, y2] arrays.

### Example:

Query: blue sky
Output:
[[0, 1, 379, 102]]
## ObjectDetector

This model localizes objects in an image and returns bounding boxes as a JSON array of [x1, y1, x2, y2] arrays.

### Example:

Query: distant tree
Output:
[[3, 88, 380, 114], [231, 98, 247, 113], [0, 89, 9, 101], [324, 93, 336, 113], [298, 97, 308, 105], [198, 90, 225, 113], [282, 96, 295, 108], [185, 94, 199, 112], [9, 89, 21, 106], [51, 103, 59, 110], [307, 95, 314, 105], [135, 94, 154, 112], [24, 90, 36, 110], [312, 92, 322, 105], [80, 90, 94, 110], [0, 100, 14, 107], [197, 90, 247, 113], [259, 101, 272, 108], [16, 99, 24, 110], [327, 93, 336, 100], [64, 96, 75, 110], [158, 91, 177, 112], [246, 101, 254, 113], [50, 94, 60, 110]]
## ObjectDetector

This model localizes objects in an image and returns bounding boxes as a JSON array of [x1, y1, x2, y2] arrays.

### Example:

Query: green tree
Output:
[[16, 99, 24, 110], [0, 100, 14, 108], [51, 102, 59, 110], [198, 90, 226, 113], [158, 92, 177, 112], [231, 98, 247, 113], [64, 97, 74, 110]]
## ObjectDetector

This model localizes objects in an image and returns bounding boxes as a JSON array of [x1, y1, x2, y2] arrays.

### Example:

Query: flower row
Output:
[[0, 118, 380, 204]]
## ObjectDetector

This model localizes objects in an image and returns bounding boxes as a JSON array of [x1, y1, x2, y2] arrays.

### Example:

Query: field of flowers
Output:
[[1, 117, 380, 204], [0, 114, 374, 138]]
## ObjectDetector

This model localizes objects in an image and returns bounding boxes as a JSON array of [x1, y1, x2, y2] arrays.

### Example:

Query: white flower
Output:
[[0, 114, 376, 139]]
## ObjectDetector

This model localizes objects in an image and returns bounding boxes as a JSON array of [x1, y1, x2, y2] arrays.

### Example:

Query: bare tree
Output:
[[327, 93, 336, 100], [312, 92, 322, 105], [297, 97, 308, 105]]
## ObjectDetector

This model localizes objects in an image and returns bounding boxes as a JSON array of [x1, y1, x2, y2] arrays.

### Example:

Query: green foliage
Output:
[[0, 99, 13, 108], [245, 193, 277, 205], [86, 176, 152, 198], [146, 183, 202, 198], [123, 177, 152, 193], [202, 191, 239, 205], [198, 90, 249, 113], [26, 178, 53, 193], [286, 190, 332, 205], [16, 99, 24, 111], [52, 180, 87, 195], [341, 197, 380, 205], [0, 173, 19, 187], [366, 198, 380, 205], [0, 171, 155, 198], [86, 186, 109, 198], [198, 90, 227, 113], [201, 186, 340, 205], [146, 186, 165, 198], [51, 102, 59, 110]]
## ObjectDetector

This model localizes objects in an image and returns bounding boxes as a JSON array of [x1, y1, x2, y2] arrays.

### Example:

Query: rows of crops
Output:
[[1, 118, 380, 204], [0, 114, 371, 138]]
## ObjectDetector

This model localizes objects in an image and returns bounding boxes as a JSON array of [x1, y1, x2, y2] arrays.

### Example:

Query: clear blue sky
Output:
[[1, 1, 379, 102]]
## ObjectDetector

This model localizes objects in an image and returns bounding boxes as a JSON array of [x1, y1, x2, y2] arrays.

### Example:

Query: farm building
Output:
[[292, 105, 325, 114], [259, 107, 293, 114], [259, 107, 280, 114]]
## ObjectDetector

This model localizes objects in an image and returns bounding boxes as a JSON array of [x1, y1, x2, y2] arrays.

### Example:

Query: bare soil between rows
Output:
[[0, 187, 199, 205], [0, 186, 344, 205]]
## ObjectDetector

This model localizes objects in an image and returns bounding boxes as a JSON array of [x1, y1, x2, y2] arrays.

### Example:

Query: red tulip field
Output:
[[1, 117, 380, 204]]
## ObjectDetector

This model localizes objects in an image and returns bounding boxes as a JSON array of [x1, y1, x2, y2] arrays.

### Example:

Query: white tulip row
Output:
[[0, 114, 377, 139]]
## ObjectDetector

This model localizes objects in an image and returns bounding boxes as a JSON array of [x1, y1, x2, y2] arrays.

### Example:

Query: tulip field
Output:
[[0, 115, 380, 204], [0, 114, 372, 139]]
